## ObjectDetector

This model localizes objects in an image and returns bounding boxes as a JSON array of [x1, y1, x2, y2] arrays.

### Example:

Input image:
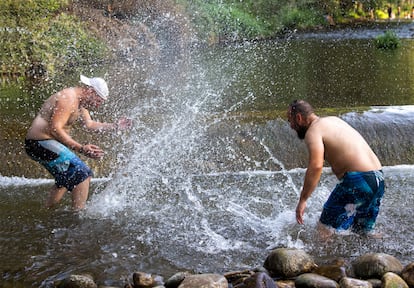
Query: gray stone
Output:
[[352, 253, 403, 279], [295, 273, 339, 288], [366, 279, 382, 288], [339, 277, 372, 288], [165, 272, 192, 288], [58, 274, 97, 288], [242, 272, 277, 288], [264, 248, 317, 278], [314, 264, 347, 282], [402, 262, 414, 287], [178, 273, 228, 288]]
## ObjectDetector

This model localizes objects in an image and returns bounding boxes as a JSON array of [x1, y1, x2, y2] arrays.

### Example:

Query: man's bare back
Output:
[[306, 116, 382, 179]]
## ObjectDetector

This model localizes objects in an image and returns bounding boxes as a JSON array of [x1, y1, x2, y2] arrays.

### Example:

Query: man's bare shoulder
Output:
[[53, 87, 80, 105], [43, 87, 75, 103], [55, 87, 78, 98], [318, 116, 345, 124], [315, 116, 351, 131], [308, 116, 357, 145]]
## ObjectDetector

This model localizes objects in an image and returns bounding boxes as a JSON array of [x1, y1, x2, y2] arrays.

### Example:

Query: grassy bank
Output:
[[0, 0, 107, 81]]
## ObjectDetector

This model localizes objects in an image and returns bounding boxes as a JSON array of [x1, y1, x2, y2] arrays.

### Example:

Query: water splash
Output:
[[83, 39, 312, 274]]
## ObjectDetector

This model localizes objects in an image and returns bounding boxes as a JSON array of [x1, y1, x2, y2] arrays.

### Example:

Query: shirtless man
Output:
[[287, 100, 384, 238], [25, 75, 131, 210]]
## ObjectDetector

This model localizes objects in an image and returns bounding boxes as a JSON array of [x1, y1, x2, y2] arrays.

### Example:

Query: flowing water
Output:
[[1, 22, 414, 287]]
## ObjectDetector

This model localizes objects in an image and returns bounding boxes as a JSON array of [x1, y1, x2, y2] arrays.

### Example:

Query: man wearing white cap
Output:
[[25, 75, 131, 210]]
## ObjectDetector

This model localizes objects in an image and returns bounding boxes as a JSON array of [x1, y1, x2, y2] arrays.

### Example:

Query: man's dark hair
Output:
[[288, 100, 314, 117]]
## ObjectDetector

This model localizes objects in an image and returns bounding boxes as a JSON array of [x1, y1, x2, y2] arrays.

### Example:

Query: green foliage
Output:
[[0, 0, 107, 78], [178, 0, 328, 42], [279, 6, 326, 30], [375, 30, 401, 49], [178, 0, 407, 43], [207, 2, 271, 39], [178, 0, 275, 42], [0, 0, 67, 27]]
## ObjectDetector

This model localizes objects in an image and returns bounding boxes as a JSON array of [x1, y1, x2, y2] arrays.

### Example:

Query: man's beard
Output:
[[296, 125, 308, 140]]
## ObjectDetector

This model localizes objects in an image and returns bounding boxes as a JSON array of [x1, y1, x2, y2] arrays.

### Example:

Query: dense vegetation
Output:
[[178, 0, 413, 43], [0, 0, 107, 80], [178, 0, 326, 42], [0, 0, 410, 80]]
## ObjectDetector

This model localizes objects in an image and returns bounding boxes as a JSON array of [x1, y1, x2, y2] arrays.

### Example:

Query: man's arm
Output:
[[296, 132, 325, 224], [79, 108, 132, 132], [80, 108, 116, 132]]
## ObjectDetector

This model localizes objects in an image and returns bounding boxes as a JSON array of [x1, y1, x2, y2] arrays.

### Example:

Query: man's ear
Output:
[[295, 113, 303, 123]]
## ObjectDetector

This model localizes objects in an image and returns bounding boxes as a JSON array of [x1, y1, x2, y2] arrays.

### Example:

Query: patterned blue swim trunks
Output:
[[25, 139, 93, 191], [319, 170, 385, 234]]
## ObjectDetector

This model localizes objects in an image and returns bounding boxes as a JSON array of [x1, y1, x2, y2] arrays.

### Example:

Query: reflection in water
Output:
[[1, 29, 414, 286]]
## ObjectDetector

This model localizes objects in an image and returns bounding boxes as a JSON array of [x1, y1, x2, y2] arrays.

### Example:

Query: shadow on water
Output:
[[1, 24, 414, 286]]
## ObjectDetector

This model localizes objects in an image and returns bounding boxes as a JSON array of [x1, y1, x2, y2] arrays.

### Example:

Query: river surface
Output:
[[1, 23, 414, 287]]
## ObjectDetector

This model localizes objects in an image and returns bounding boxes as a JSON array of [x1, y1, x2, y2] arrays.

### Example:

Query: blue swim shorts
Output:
[[25, 139, 93, 191], [319, 170, 385, 234]]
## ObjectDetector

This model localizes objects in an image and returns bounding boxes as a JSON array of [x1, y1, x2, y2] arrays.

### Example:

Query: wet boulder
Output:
[[314, 262, 347, 282], [339, 277, 372, 288], [177, 273, 228, 288], [401, 262, 414, 287], [165, 271, 192, 288], [366, 279, 382, 288], [132, 271, 163, 287], [224, 270, 255, 287], [237, 272, 277, 288], [57, 274, 97, 288], [295, 273, 339, 288], [264, 248, 317, 278], [352, 253, 403, 279], [382, 272, 409, 288]]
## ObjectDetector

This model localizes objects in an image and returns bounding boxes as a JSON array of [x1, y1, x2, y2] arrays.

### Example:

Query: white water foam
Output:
[[0, 176, 52, 187], [0, 176, 109, 187]]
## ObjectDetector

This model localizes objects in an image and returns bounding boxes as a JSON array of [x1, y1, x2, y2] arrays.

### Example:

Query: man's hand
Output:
[[81, 144, 104, 159], [296, 200, 307, 224]]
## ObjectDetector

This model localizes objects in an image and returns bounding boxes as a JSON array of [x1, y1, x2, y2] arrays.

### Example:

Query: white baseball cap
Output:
[[80, 74, 109, 100]]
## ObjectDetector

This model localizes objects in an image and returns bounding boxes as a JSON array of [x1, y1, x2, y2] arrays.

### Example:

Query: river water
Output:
[[1, 23, 414, 287]]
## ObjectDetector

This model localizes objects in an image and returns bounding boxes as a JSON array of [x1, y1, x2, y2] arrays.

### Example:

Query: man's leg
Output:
[[46, 185, 67, 208], [71, 176, 91, 210]]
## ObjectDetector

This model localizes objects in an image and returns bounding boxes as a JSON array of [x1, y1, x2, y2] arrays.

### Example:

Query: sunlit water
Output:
[[1, 24, 414, 287]]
